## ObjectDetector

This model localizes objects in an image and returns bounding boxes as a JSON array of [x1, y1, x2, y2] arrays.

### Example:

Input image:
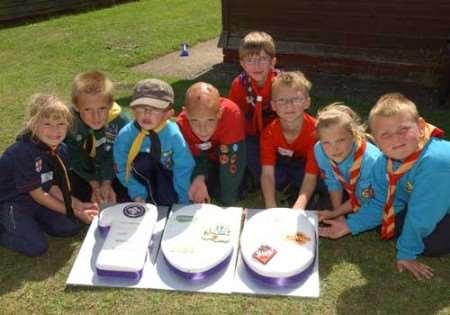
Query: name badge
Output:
[[197, 142, 212, 151], [277, 147, 294, 157], [41, 171, 53, 184]]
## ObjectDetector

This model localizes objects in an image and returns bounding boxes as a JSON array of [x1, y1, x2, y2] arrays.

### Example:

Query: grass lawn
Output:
[[0, 1, 449, 314]]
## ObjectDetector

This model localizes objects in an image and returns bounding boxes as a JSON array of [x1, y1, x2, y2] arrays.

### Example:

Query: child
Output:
[[177, 82, 246, 206], [320, 93, 450, 280], [260, 71, 322, 209], [113, 78, 195, 205], [314, 103, 382, 221], [66, 71, 130, 205], [228, 31, 279, 183], [0, 95, 98, 256]]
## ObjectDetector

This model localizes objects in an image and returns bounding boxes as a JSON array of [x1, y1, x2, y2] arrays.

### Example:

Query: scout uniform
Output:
[[314, 140, 382, 211], [177, 97, 246, 206], [347, 127, 450, 260], [113, 120, 195, 206], [260, 113, 319, 194], [0, 135, 79, 256], [228, 69, 279, 181], [65, 102, 129, 201]]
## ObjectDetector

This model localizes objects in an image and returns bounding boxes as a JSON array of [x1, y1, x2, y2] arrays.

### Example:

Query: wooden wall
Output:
[[220, 0, 450, 99], [0, 0, 133, 23]]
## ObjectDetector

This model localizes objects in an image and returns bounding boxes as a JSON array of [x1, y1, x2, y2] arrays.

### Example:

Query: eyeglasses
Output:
[[242, 56, 272, 66], [133, 106, 166, 115], [272, 97, 307, 106]]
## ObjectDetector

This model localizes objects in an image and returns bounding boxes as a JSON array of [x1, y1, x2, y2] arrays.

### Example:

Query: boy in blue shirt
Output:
[[113, 79, 195, 205], [320, 93, 450, 280]]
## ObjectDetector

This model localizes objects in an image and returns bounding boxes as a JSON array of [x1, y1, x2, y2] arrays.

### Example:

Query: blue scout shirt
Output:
[[347, 138, 450, 260], [113, 120, 194, 203], [314, 141, 382, 207], [0, 135, 69, 204]]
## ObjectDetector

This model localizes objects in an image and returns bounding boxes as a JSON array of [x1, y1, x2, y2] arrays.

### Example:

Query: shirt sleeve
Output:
[[260, 126, 277, 165], [314, 143, 341, 192], [170, 126, 195, 204], [14, 145, 42, 193], [396, 168, 450, 260]]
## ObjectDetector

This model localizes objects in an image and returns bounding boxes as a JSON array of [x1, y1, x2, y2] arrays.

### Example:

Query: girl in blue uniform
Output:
[[0, 94, 98, 256], [314, 103, 382, 221]]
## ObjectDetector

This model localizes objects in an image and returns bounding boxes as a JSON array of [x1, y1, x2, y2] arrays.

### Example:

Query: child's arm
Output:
[[29, 187, 66, 214], [329, 190, 344, 210], [261, 165, 277, 208], [319, 198, 352, 222], [99, 180, 117, 204], [188, 175, 210, 203], [292, 173, 317, 209], [171, 127, 195, 204]]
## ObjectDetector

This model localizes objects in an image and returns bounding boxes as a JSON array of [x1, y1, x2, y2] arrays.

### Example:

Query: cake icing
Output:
[[240, 208, 315, 278], [161, 204, 234, 274], [95, 203, 158, 278]]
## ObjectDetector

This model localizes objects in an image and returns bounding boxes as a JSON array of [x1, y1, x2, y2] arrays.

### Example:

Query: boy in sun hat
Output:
[[113, 78, 194, 205]]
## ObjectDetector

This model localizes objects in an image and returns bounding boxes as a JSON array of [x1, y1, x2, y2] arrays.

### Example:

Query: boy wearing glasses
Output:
[[177, 82, 246, 206], [228, 31, 279, 188], [113, 79, 194, 205], [260, 71, 321, 208]]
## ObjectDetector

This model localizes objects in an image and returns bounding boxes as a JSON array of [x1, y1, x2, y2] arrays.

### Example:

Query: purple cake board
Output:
[[66, 206, 170, 288], [232, 209, 320, 298], [147, 205, 243, 294]]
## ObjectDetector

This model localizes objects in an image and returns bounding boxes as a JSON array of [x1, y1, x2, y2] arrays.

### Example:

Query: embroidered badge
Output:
[[361, 186, 374, 199], [105, 125, 118, 142], [162, 150, 174, 170], [41, 171, 53, 184], [232, 144, 238, 152], [229, 164, 237, 174], [319, 169, 326, 179], [35, 158, 42, 173], [76, 134, 82, 141], [220, 154, 229, 164], [405, 181, 413, 193], [219, 145, 229, 154], [230, 154, 238, 164], [197, 142, 212, 151]]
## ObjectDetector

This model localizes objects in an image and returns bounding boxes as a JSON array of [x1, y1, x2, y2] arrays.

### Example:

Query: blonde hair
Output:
[[368, 92, 419, 130], [20, 94, 72, 139], [239, 31, 276, 59], [72, 70, 114, 106], [316, 102, 367, 143], [272, 71, 312, 97]]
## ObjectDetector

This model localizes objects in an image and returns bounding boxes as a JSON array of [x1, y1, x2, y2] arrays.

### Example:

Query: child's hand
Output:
[[100, 181, 117, 205], [397, 259, 434, 280], [318, 210, 337, 222], [319, 216, 350, 239], [90, 188, 104, 205], [74, 202, 99, 224], [188, 176, 211, 203]]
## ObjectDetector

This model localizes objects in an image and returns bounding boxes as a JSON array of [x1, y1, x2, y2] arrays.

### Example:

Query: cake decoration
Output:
[[252, 245, 277, 265], [286, 232, 311, 244]]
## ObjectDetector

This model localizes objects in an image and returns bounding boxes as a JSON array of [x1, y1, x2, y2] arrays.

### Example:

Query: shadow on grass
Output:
[[0, 226, 87, 296]]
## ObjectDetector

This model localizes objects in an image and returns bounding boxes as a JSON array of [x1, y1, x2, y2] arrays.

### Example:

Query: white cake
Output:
[[161, 204, 234, 275], [240, 208, 315, 279], [96, 203, 158, 278]]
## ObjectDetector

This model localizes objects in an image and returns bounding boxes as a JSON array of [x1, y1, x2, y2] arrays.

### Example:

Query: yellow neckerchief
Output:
[[125, 120, 167, 182], [85, 102, 122, 158]]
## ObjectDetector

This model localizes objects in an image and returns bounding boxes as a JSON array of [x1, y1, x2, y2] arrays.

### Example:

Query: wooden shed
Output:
[[219, 0, 450, 103], [0, 0, 132, 24]]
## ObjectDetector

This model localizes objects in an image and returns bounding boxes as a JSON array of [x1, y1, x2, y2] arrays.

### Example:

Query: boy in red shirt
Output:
[[260, 71, 323, 208], [178, 82, 246, 206], [228, 31, 279, 186]]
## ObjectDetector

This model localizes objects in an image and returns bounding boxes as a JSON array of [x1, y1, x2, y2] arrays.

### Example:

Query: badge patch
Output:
[[35, 159, 42, 173], [41, 171, 53, 184], [219, 145, 229, 154], [361, 186, 374, 199], [229, 164, 237, 174], [230, 154, 238, 164], [220, 154, 229, 164], [123, 204, 146, 218], [232, 144, 238, 152], [405, 181, 413, 193]]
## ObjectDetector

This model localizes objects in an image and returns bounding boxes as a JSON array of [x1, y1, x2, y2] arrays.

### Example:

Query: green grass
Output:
[[0, 1, 450, 314]]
